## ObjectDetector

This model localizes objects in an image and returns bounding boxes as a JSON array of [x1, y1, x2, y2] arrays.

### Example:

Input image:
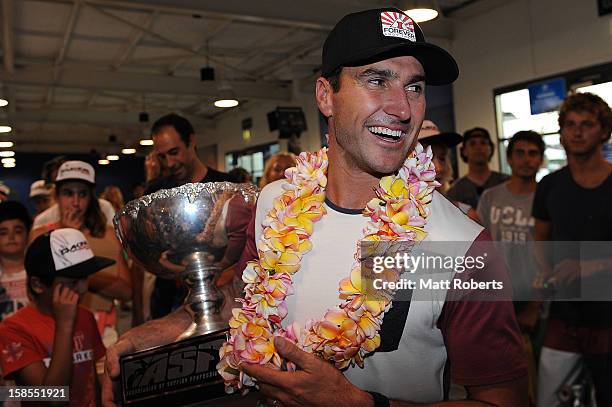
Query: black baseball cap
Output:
[[418, 120, 463, 147], [463, 127, 492, 142], [25, 228, 115, 280], [322, 8, 458, 85]]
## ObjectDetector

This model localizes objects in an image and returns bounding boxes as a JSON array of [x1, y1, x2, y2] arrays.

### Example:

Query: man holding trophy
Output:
[[104, 8, 527, 407]]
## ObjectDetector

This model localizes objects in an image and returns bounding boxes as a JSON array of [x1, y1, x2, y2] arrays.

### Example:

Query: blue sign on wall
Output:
[[528, 78, 566, 115]]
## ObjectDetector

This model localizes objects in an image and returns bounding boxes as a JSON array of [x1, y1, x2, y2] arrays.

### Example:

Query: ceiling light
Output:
[[0, 151, 15, 157], [122, 148, 136, 154], [106, 154, 120, 161], [0, 98, 7, 107], [0, 141, 13, 148], [214, 99, 239, 108], [403, 0, 439, 22], [139, 139, 154, 146], [405, 8, 438, 22], [3, 162, 15, 168], [1, 157, 16, 164], [98, 159, 110, 165], [0, 126, 11, 133], [214, 85, 239, 108]]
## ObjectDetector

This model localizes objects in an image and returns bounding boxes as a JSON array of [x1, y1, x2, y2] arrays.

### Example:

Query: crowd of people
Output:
[[0, 6, 611, 407]]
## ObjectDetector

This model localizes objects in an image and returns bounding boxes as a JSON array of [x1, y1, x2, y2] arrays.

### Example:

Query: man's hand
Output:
[[60, 208, 83, 230], [553, 258, 581, 285], [102, 338, 136, 407], [240, 337, 372, 407], [52, 283, 79, 332], [158, 250, 186, 274]]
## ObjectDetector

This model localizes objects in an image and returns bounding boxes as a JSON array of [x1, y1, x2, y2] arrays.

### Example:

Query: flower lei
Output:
[[217, 143, 439, 393]]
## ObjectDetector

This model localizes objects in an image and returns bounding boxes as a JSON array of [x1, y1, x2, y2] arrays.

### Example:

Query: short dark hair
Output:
[[42, 155, 67, 185], [460, 127, 494, 163], [151, 113, 195, 146], [0, 200, 32, 231], [507, 130, 545, 157], [558, 92, 612, 142], [323, 66, 343, 93]]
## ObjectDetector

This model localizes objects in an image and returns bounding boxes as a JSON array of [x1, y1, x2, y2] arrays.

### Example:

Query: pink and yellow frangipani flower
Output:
[[260, 249, 302, 275]]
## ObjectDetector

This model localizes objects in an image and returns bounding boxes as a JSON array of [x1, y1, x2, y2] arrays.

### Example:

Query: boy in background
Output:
[[0, 228, 113, 406], [0, 201, 32, 321]]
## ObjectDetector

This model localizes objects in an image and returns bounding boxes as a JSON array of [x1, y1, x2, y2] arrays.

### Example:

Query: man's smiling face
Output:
[[323, 55, 426, 176]]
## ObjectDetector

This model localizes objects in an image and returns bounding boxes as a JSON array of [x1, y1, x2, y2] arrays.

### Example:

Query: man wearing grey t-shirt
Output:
[[477, 130, 545, 405], [477, 130, 545, 299]]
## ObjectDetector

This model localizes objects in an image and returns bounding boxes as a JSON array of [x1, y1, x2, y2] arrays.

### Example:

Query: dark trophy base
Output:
[[120, 328, 256, 406]]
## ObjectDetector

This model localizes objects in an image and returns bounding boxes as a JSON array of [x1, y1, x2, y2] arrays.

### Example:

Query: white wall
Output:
[[451, 0, 612, 174], [199, 89, 322, 171]]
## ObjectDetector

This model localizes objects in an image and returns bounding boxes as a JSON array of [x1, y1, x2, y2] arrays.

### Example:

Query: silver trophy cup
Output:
[[114, 182, 258, 340]]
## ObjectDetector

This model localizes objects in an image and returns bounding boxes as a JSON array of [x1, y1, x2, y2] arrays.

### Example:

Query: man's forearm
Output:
[[121, 307, 191, 351]]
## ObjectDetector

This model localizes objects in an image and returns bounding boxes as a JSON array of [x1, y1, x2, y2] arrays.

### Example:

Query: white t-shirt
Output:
[[32, 199, 116, 228], [0, 268, 28, 321], [254, 181, 483, 403]]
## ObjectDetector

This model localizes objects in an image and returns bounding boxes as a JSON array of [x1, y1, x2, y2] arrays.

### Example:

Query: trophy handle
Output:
[[176, 251, 228, 341]]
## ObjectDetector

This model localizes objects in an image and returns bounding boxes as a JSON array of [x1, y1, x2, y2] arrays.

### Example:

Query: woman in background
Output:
[[100, 185, 125, 212], [259, 152, 297, 188]]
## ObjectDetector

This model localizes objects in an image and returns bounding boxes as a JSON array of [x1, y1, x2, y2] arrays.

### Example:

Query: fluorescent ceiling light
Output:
[[106, 154, 120, 161], [0, 141, 13, 148], [0, 98, 7, 107], [214, 99, 239, 108], [3, 162, 16, 168], [139, 139, 154, 146], [98, 159, 110, 165], [122, 148, 137, 154], [0, 151, 15, 157], [404, 8, 438, 22], [0, 126, 11, 133], [1, 157, 16, 164]]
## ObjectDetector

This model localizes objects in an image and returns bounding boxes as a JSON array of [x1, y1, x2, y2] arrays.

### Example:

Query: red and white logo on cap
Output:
[[380, 11, 416, 42]]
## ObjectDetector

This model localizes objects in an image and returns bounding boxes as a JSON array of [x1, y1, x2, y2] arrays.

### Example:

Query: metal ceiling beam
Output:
[[167, 18, 233, 76], [112, 10, 159, 70], [0, 67, 292, 100], [55, 1, 81, 67], [1, 0, 14, 73], [46, 0, 335, 32], [7, 108, 214, 128], [86, 2, 262, 81]]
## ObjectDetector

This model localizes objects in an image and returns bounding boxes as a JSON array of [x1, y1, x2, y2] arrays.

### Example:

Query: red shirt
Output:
[[0, 305, 106, 406]]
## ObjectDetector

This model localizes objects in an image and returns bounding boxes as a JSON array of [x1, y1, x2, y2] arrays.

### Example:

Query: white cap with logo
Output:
[[0, 182, 10, 196], [418, 120, 463, 147], [25, 228, 115, 279], [55, 160, 96, 184], [29, 180, 51, 198]]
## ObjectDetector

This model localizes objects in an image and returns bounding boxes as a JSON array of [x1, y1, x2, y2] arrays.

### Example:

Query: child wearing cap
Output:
[[30, 161, 132, 347], [29, 180, 54, 219], [0, 201, 32, 321], [0, 229, 111, 406]]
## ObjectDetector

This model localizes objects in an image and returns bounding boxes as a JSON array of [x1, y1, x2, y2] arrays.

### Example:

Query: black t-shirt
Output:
[[147, 167, 234, 319], [532, 166, 612, 325], [447, 171, 509, 209]]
